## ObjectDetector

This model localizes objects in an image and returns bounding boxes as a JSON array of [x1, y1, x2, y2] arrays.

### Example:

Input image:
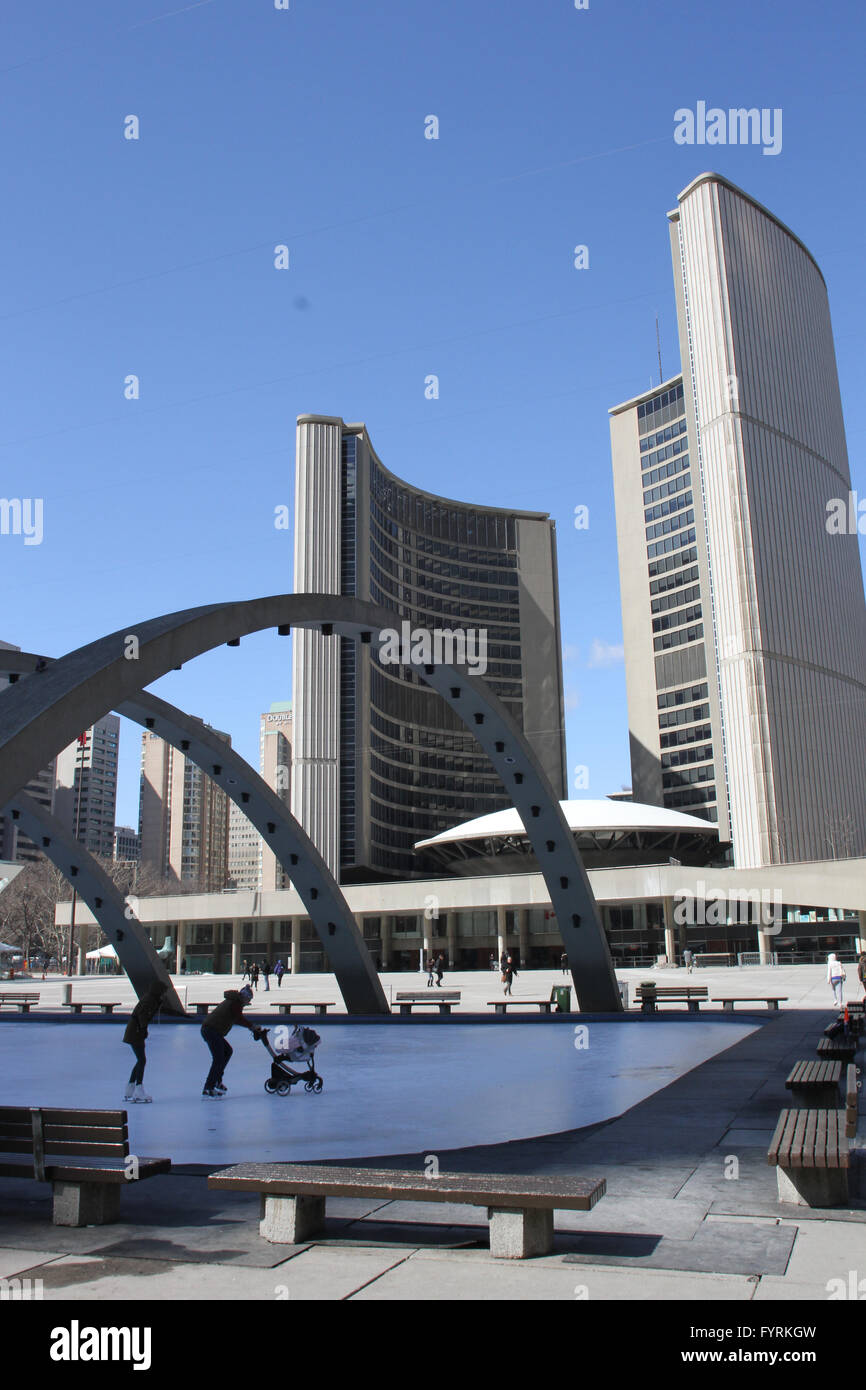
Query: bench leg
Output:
[[260, 1193, 325, 1243], [722, 1001, 735, 1012], [488, 1206, 554, 1259], [53, 1181, 121, 1227], [439, 1004, 452, 1014], [776, 1165, 849, 1208], [687, 1001, 700, 1013], [767, 1001, 780, 1010], [399, 1004, 412, 1016]]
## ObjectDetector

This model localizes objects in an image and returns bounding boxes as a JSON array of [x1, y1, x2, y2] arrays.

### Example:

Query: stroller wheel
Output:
[[277, 1082, 291, 1096], [313, 1079, 323, 1093], [304, 1081, 314, 1093], [264, 1079, 276, 1094]]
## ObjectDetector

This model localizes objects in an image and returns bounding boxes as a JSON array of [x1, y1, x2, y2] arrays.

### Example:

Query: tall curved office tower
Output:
[[292, 416, 567, 880], [611, 174, 866, 868]]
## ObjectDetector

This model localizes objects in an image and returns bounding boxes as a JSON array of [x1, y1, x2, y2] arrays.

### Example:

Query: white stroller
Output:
[[260, 1025, 323, 1096]]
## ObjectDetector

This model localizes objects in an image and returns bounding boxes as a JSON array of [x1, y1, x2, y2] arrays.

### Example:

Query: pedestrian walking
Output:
[[251, 962, 260, 991], [123, 979, 168, 1103], [858, 953, 866, 1001], [262, 960, 271, 992], [827, 952, 846, 1009], [200, 985, 263, 1098], [434, 953, 445, 986], [560, 951, 568, 975], [488, 953, 497, 972], [503, 954, 517, 997], [241, 959, 250, 981], [426, 957, 435, 987], [683, 948, 693, 973], [274, 959, 285, 988]]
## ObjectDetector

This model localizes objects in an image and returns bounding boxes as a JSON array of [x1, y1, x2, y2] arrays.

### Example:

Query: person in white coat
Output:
[[827, 953, 846, 1008]]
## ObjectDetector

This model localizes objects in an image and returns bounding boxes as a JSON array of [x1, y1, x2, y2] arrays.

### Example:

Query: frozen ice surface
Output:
[[0, 1020, 755, 1163]]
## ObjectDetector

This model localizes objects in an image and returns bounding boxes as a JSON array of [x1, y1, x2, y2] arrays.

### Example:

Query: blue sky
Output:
[[2, 0, 864, 829]]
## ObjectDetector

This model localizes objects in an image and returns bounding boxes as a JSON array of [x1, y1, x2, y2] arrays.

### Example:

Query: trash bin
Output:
[[618, 980, 629, 1010], [59, 982, 71, 1007], [550, 985, 572, 1013], [639, 980, 657, 1014]]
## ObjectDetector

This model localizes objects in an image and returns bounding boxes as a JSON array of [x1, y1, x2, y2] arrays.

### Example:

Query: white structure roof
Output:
[[414, 799, 718, 850]]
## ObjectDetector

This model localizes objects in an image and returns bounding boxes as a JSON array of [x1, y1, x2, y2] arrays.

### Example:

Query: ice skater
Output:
[[503, 955, 517, 997], [200, 985, 263, 1098], [827, 952, 846, 1009], [434, 953, 445, 987], [123, 979, 169, 1103], [274, 958, 285, 988]]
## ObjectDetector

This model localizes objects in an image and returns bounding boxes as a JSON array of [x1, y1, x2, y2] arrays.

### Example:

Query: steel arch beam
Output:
[[5, 792, 185, 1015], [0, 596, 621, 1010]]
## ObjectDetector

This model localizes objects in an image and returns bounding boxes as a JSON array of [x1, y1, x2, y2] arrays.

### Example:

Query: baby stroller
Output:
[[260, 1025, 323, 1096]]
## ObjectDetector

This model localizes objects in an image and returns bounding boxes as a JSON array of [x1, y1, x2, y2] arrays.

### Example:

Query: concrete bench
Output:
[[785, 1060, 842, 1107], [207, 1163, 606, 1259], [767, 1108, 849, 1207], [65, 1001, 121, 1015], [0, 1105, 170, 1226], [816, 1036, 856, 1063], [393, 992, 461, 1015], [0, 992, 39, 1013], [191, 1002, 221, 1016], [845, 1065, 859, 1140], [634, 985, 708, 1014], [274, 1002, 334, 1016], [712, 997, 787, 1011], [488, 1000, 554, 1015]]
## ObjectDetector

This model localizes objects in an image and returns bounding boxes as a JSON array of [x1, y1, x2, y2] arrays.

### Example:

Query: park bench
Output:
[[634, 984, 708, 1013], [845, 1064, 859, 1139], [785, 1060, 841, 1107], [693, 953, 733, 968], [816, 1036, 857, 1063], [488, 1000, 554, 1015], [0, 992, 39, 1013], [393, 992, 461, 1015], [191, 1002, 221, 1016], [0, 1105, 170, 1226], [64, 1000, 121, 1015], [207, 1163, 607, 1259], [767, 1108, 849, 1207], [712, 996, 787, 1012], [274, 1002, 334, 1016]]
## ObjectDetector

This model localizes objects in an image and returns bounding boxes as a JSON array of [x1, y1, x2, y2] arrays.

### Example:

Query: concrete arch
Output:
[[5, 792, 185, 1015], [0, 597, 621, 1011]]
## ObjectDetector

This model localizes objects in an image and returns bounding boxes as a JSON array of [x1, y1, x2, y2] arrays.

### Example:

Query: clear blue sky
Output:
[[2, 0, 864, 829]]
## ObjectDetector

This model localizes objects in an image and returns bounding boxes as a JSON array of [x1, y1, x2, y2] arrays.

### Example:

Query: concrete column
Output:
[[858, 911, 866, 955], [175, 922, 186, 975], [518, 909, 529, 968], [266, 919, 274, 964], [757, 929, 771, 965], [231, 920, 241, 975], [422, 918, 432, 967], [381, 916, 392, 969], [446, 912, 457, 970], [496, 905, 507, 962], [291, 918, 301, 974], [663, 897, 677, 965]]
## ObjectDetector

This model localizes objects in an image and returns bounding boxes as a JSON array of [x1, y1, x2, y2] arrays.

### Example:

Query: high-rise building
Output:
[[0, 640, 57, 864], [610, 173, 866, 868], [227, 800, 260, 892], [139, 725, 231, 891], [260, 702, 292, 891], [292, 415, 567, 881], [54, 715, 120, 860], [113, 826, 140, 863]]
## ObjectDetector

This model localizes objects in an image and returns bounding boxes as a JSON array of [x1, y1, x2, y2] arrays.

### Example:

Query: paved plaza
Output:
[[0, 964, 863, 1301]]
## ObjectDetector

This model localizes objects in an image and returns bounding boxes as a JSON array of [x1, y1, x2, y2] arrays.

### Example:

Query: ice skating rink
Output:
[[0, 1019, 755, 1163]]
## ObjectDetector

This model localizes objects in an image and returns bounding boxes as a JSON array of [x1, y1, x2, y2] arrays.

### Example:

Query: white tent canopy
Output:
[[85, 945, 118, 960]]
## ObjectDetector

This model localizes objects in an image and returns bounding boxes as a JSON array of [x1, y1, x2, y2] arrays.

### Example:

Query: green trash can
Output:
[[550, 985, 572, 1013]]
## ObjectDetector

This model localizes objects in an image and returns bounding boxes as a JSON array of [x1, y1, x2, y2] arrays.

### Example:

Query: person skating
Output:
[[123, 979, 169, 1103], [200, 984, 263, 1097], [434, 954, 445, 986], [250, 962, 260, 991], [274, 958, 285, 988], [503, 954, 517, 997], [426, 957, 435, 987], [262, 960, 271, 992], [827, 952, 846, 1009]]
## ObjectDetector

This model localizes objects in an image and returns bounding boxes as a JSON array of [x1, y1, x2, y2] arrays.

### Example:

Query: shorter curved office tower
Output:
[[611, 174, 866, 868], [292, 416, 567, 881]]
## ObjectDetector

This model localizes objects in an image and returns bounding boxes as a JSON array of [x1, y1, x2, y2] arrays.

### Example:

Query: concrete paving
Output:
[[0, 964, 863, 1300]]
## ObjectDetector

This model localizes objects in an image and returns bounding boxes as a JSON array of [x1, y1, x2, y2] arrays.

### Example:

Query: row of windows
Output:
[[658, 701, 711, 729], [371, 753, 501, 795], [370, 784, 507, 820], [640, 454, 691, 491], [649, 563, 700, 598], [369, 706, 489, 761], [663, 786, 717, 812], [651, 583, 701, 615], [646, 509, 694, 543], [369, 462, 519, 553], [653, 621, 703, 652], [645, 492, 692, 525], [662, 743, 714, 769], [641, 436, 689, 472], [660, 723, 712, 750], [639, 415, 688, 452], [637, 381, 684, 423], [643, 471, 691, 507], [648, 528, 696, 560], [652, 603, 702, 634], [369, 556, 521, 612], [657, 682, 709, 711], [412, 551, 520, 588], [370, 532, 520, 596]]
